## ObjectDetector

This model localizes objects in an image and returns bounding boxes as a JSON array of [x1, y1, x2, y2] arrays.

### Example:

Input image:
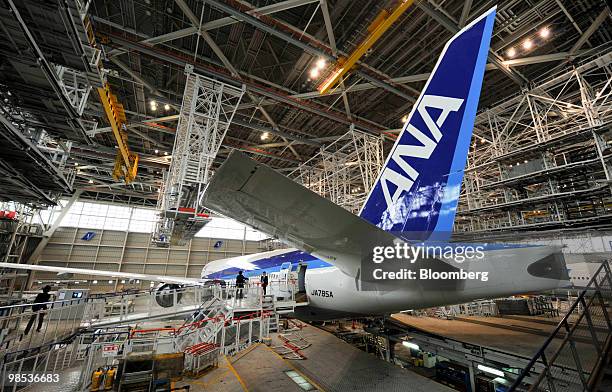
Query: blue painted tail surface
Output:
[[358, 7, 496, 240]]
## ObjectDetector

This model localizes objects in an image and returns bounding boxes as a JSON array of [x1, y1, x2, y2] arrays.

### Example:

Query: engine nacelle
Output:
[[154, 283, 183, 307]]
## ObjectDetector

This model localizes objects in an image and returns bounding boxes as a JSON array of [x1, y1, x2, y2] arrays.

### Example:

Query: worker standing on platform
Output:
[[236, 271, 247, 299], [23, 285, 52, 336], [261, 271, 269, 295]]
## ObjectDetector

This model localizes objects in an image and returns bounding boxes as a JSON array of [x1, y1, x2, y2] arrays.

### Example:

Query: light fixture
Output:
[[164, 104, 170, 110], [92, 280, 98, 284], [522, 39, 533, 50], [38, 281, 42, 284], [164, 151, 168, 156], [150, 100, 156, 106], [316, 58, 326, 69], [477, 364, 504, 377], [309, 68, 320, 79], [108, 280, 113, 284], [261, 131, 270, 141], [150, 105, 157, 111], [401, 115, 409, 124], [88, 179, 93, 184], [136, 280, 140, 283], [539, 27, 550, 38], [55, 281, 60, 284], [402, 341, 420, 350], [74, 162, 79, 166], [121, 280, 126, 284], [506, 47, 516, 58], [75, 281, 80, 284], [155, 149, 159, 154]]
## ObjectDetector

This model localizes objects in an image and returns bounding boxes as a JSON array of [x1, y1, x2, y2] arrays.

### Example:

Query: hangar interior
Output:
[[0, 0, 611, 391]]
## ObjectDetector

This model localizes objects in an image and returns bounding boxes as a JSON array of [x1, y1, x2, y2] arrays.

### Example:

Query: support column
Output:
[[25, 191, 81, 290]]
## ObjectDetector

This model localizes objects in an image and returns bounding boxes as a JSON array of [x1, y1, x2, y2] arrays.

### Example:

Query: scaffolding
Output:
[[456, 49, 612, 237], [288, 127, 385, 214], [153, 66, 245, 246]]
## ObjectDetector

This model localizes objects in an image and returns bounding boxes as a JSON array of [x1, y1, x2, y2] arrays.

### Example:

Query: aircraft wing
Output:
[[202, 151, 398, 276], [0, 262, 202, 285]]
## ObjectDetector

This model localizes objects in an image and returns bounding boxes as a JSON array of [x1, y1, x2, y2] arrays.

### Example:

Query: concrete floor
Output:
[[270, 323, 452, 392], [181, 323, 452, 392]]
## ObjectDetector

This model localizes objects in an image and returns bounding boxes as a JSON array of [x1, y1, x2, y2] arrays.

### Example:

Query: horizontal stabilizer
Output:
[[203, 151, 397, 276]]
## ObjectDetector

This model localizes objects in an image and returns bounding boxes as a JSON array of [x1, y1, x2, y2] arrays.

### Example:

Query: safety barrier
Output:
[[509, 261, 612, 391]]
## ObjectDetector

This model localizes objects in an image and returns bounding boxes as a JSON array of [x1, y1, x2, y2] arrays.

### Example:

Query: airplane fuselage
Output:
[[202, 245, 571, 321]]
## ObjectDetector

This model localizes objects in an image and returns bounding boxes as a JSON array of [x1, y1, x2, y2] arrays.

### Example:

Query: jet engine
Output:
[[154, 283, 183, 307]]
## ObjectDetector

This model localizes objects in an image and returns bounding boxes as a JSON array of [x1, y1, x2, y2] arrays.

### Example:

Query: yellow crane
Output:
[[97, 83, 139, 183], [318, 0, 414, 95]]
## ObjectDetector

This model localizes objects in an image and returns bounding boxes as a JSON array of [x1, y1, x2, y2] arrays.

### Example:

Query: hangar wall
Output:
[[33, 227, 265, 292]]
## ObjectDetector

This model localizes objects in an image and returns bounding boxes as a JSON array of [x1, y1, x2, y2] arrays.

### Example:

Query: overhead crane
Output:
[[318, 0, 415, 95], [97, 83, 139, 183]]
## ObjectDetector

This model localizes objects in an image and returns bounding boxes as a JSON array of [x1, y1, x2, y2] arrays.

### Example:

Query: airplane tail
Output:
[[359, 7, 496, 240]]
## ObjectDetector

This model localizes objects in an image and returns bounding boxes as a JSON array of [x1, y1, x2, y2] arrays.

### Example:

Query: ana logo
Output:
[[310, 289, 333, 298], [380, 95, 464, 208]]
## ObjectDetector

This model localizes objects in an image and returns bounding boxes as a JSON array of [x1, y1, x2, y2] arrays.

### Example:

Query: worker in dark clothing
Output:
[[261, 271, 269, 295], [24, 285, 52, 335], [236, 271, 247, 299]]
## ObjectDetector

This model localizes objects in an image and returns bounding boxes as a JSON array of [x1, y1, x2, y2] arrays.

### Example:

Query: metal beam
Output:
[[174, 0, 303, 160], [458, 0, 473, 27], [569, 8, 610, 55], [320, 0, 353, 119], [25, 191, 82, 289], [104, 31, 383, 134], [292, 52, 585, 99], [203, 0, 415, 102], [106, 0, 319, 57], [110, 58, 179, 111], [417, 1, 528, 86]]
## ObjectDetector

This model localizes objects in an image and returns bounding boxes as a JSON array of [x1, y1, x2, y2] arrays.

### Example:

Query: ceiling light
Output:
[[522, 39, 533, 50], [155, 149, 159, 154], [402, 341, 420, 350], [477, 364, 504, 377], [75, 281, 79, 284], [164, 151, 168, 155], [539, 27, 550, 38], [164, 104, 170, 110], [88, 179, 93, 184], [309, 68, 320, 79], [506, 47, 516, 58], [316, 58, 326, 69], [151, 105, 157, 111], [150, 100, 156, 106], [108, 280, 113, 284], [261, 131, 270, 141], [74, 162, 79, 166], [55, 281, 60, 284], [121, 280, 125, 284], [136, 280, 140, 283], [401, 115, 409, 124]]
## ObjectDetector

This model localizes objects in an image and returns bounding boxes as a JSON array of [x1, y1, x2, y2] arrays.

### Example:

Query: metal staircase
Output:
[[510, 260, 612, 391]]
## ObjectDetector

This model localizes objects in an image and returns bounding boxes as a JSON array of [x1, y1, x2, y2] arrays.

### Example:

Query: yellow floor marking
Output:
[[224, 354, 249, 392]]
